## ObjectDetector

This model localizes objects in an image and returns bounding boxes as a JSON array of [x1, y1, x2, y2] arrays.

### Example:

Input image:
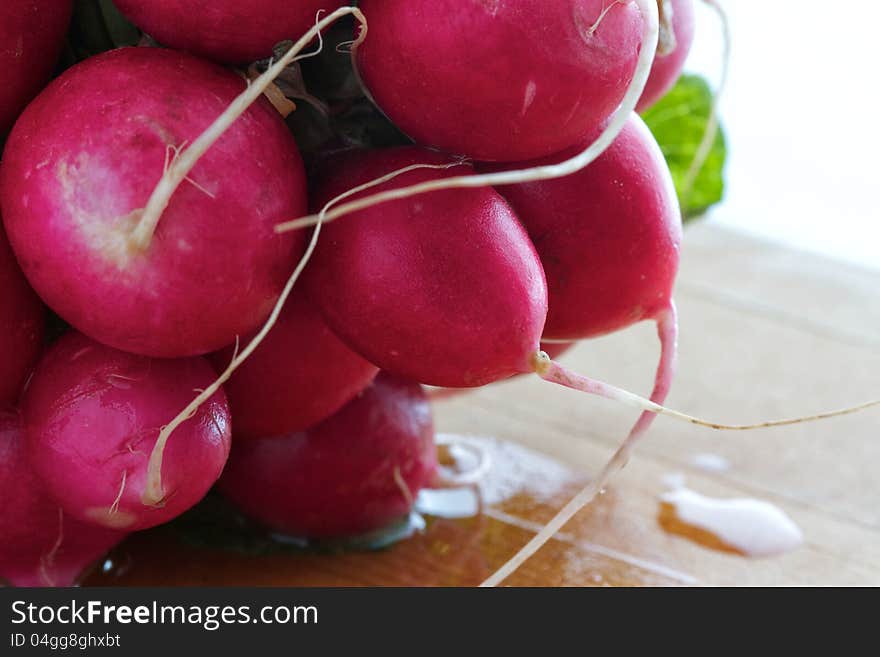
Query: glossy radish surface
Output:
[[210, 291, 378, 439], [0, 219, 44, 407], [219, 372, 436, 539], [305, 147, 548, 388], [355, 0, 645, 161], [0, 47, 307, 358], [0, 0, 72, 137], [114, 0, 336, 64], [482, 114, 682, 340], [0, 411, 125, 587], [23, 332, 231, 531]]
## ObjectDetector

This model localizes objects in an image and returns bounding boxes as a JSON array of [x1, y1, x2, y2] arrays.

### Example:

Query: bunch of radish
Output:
[[1, 0, 873, 589]]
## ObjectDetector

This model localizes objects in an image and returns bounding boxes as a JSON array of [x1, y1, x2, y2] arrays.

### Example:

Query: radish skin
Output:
[[23, 332, 231, 531], [210, 291, 379, 439], [138, 6, 369, 505], [0, 411, 126, 587], [354, 0, 645, 161], [479, 114, 682, 341], [304, 147, 549, 388], [0, 0, 72, 137], [0, 47, 308, 358], [114, 0, 337, 64], [219, 372, 437, 539], [275, 0, 661, 234], [0, 219, 44, 407]]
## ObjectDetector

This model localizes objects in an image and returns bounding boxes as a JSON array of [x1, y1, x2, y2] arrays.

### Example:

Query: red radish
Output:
[[0, 219, 44, 407], [479, 113, 681, 501], [210, 291, 378, 439], [0, 411, 125, 587], [305, 147, 549, 389], [113, 0, 336, 64], [219, 372, 436, 539], [22, 332, 231, 531], [0, 0, 72, 137], [479, 114, 682, 342], [0, 47, 307, 358], [637, 0, 695, 111], [354, 0, 646, 161]]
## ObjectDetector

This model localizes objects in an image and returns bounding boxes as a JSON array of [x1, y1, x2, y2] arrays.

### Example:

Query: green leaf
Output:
[[641, 74, 727, 220]]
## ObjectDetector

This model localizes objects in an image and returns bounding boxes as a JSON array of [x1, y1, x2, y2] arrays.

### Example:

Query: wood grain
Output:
[[85, 224, 880, 587]]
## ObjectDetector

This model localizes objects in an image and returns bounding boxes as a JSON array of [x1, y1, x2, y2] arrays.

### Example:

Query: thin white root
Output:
[[140, 8, 368, 507], [587, 1, 628, 38], [482, 303, 678, 587], [433, 435, 493, 488], [109, 470, 127, 515], [275, 161, 470, 233], [393, 467, 415, 508], [275, 0, 661, 234], [534, 351, 880, 431], [39, 509, 64, 587], [681, 0, 730, 199], [142, 209, 325, 506], [656, 0, 677, 56], [127, 6, 367, 253]]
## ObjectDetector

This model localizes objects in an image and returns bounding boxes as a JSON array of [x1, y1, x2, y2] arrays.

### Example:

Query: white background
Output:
[[686, 1, 880, 271]]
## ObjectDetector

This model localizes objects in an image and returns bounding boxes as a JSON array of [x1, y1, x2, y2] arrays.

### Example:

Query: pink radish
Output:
[[354, 0, 646, 161], [0, 410, 125, 587], [0, 219, 44, 407], [210, 291, 378, 439], [0, 0, 72, 137], [0, 47, 307, 358], [113, 0, 336, 64], [637, 0, 695, 111], [219, 372, 436, 539], [22, 331, 231, 531], [479, 114, 682, 342], [304, 146, 549, 388]]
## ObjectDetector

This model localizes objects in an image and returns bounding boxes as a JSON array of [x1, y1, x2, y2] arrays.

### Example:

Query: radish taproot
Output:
[[210, 291, 379, 439], [354, 0, 646, 161], [0, 410, 126, 587], [0, 47, 307, 358], [22, 332, 231, 531], [0, 0, 73, 138], [0, 219, 44, 407], [637, 0, 695, 111], [429, 342, 575, 401], [114, 0, 336, 64], [219, 372, 436, 539]]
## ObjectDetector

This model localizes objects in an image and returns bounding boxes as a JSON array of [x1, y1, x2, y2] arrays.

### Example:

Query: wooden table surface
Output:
[[86, 223, 880, 587]]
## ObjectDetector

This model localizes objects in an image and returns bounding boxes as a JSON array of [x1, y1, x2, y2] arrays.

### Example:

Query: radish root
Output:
[[140, 7, 368, 506], [486, 298, 880, 586], [274, 0, 661, 234], [534, 352, 880, 431], [586, 1, 629, 38], [127, 6, 366, 253], [482, 302, 678, 587], [681, 0, 729, 199], [38, 508, 64, 587]]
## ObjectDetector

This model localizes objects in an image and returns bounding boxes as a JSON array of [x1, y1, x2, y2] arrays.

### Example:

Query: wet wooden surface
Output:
[[86, 223, 880, 587]]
